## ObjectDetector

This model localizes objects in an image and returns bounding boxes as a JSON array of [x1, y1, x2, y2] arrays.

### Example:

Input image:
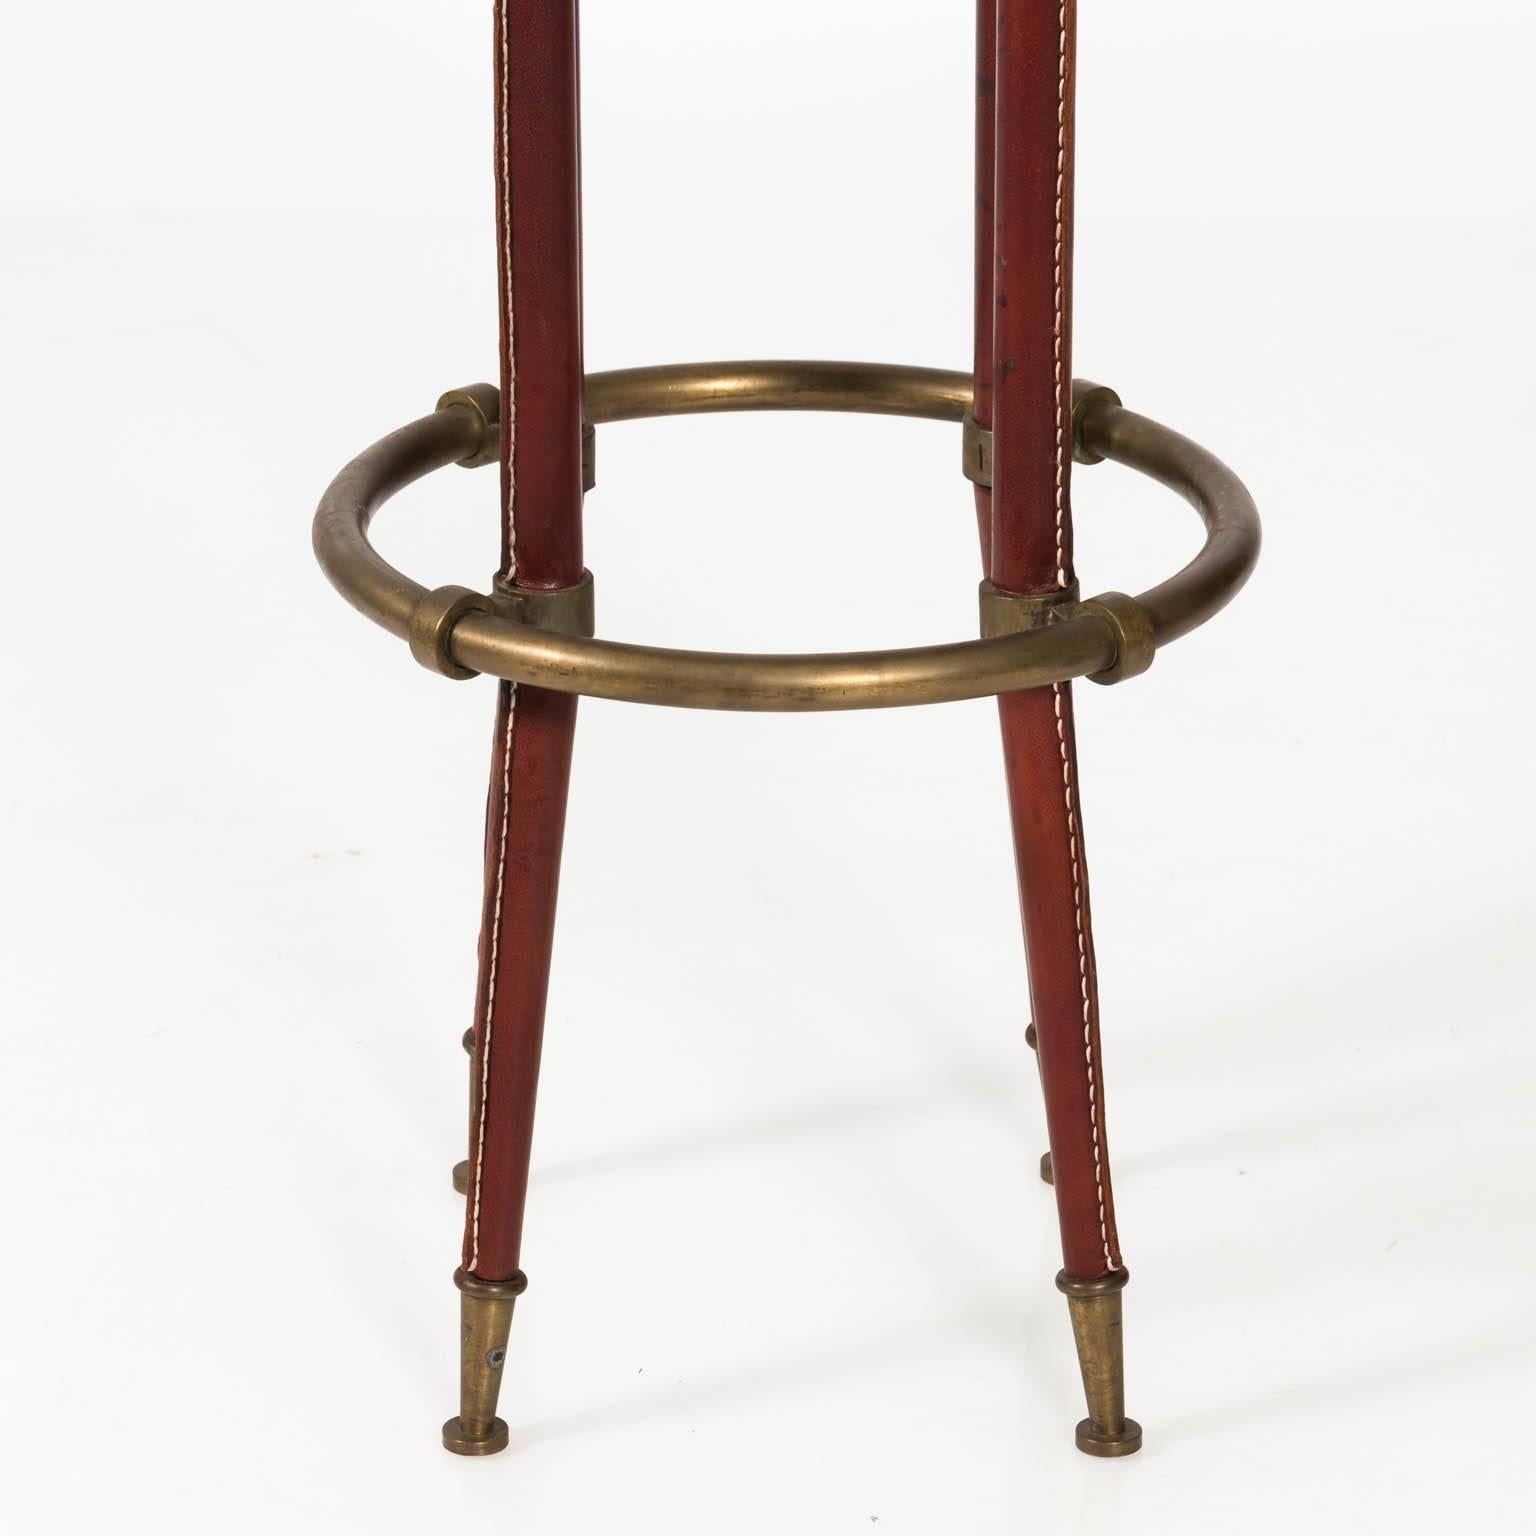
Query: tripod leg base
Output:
[[1058, 1269, 1142, 1458], [442, 1267, 527, 1457]]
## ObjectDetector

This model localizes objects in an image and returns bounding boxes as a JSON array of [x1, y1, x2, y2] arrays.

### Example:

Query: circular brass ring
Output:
[[313, 361, 1260, 712]]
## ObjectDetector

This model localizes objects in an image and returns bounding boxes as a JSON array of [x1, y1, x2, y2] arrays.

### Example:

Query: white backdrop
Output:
[[2, 4, 1532, 1532]]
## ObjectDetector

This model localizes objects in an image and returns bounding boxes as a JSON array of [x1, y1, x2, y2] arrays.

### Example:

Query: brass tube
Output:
[[585, 358, 973, 424], [312, 362, 1260, 712]]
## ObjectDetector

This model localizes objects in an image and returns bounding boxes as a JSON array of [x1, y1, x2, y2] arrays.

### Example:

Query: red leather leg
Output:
[[987, 1, 1124, 1282], [460, 0, 585, 1284], [972, 0, 996, 566], [997, 686, 1122, 1277], [463, 684, 578, 1279]]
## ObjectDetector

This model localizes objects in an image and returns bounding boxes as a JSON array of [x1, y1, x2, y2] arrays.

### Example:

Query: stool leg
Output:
[[443, 684, 579, 1456], [998, 686, 1140, 1457], [984, 0, 1140, 1454], [444, 0, 586, 1455]]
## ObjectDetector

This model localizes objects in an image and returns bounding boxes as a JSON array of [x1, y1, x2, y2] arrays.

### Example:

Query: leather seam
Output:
[[469, 687, 516, 1274], [1052, 2, 1069, 591], [1054, 681, 1115, 1273], [498, 0, 517, 584], [1052, 2, 1114, 1275], [469, 0, 518, 1276]]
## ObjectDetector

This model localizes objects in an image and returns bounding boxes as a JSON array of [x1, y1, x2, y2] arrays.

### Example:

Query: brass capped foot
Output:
[[443, 1267, 527, 1457], [1074, 1416, 1143, 1457], [1039, 1151, 1054, 1185], [1057, 1268, 1142, 1459], [442, 1414, 509, 1456]]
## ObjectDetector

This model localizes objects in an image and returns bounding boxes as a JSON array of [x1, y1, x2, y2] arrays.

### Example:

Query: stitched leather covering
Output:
[[461, 0, 586, 1283], [984, 0, 1124, 1279]]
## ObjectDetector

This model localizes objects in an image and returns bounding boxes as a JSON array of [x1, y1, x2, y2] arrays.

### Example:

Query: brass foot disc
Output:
[[452, 1159, 470, 1196], [442, 1416, 510, 1456], [1074, 1418, 1142, 1457], [1040, 1151, 1054, 1185]]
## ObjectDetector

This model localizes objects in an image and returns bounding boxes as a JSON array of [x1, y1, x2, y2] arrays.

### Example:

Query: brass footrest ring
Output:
[[315, 362, 1259, 711]]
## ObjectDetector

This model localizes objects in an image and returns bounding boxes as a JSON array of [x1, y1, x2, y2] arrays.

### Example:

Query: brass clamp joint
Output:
[[963, 380, 1125, 488], [979, 579, 1082, 637], [490, 570, 597, 640], [409, 585, 498, 680], [1079, 591, 1155, 685], [961, 412, 993, 489], [980, 582, 1153, 687], [435, 384, 597, 489], [410, 572, 597, 681], [436, 384, 501, 469], [1071, 381, 1124, 466]]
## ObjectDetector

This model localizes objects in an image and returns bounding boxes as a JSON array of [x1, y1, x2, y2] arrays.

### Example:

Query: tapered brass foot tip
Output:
[[1040, 1151, 1054, 1185], [442, 1416, 510, 1456], [1075, 1417, 1142, 1457], [452, 1159, 470, 1195]]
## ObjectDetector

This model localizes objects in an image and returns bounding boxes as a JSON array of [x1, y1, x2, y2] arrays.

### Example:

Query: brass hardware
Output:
[[586, 359, 973, 424], [314, 362, 1261, 711], [1071, 381, 1123, 466], [409, 576, 595, 680], [1079, 591, 1155, 686], [409, 586, 496, 681], [1024, 1024, 1052, 1182], [1057, 1269, 1142, 1458], [961, 411, 993, 488], [434, 384, 594, 490], [436, 384, 501, 468], [491, 569, 596, 639], [442, 1267, 527, 1457], [979, 579, 1081, 637], [452, 1028, 474, 1194], [967, 380, 1122, 483]]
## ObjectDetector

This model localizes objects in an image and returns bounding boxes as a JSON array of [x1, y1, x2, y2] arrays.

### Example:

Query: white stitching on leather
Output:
[[499, 0, 517, 585], [1054, 682, 1114, 1272], [1052, 2, 1069, 591], [469, 0, 518, 1274], [469, 688, 515, 1272], [1051, 4, 1114, 1273]]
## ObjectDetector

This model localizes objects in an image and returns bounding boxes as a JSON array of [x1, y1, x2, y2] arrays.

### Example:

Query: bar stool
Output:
[[314, 1, 1259, 1464]]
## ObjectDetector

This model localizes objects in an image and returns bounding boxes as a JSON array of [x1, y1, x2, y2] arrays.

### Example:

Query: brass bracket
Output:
[[962, 381, 1125, 487], [961, 412, 993, 489], [1070, 381, 1123, 466], [981, 582, 1154, 688], [581, 420, 596, 492], [1079, 590, 1155, 685], [410, 572, 596, 681], [409, 585, 497, 680], [436, 384, 501, 469], [436, 384, 597, 490], [979, 579, 1081, 637], [491, 569, 596, 639]]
